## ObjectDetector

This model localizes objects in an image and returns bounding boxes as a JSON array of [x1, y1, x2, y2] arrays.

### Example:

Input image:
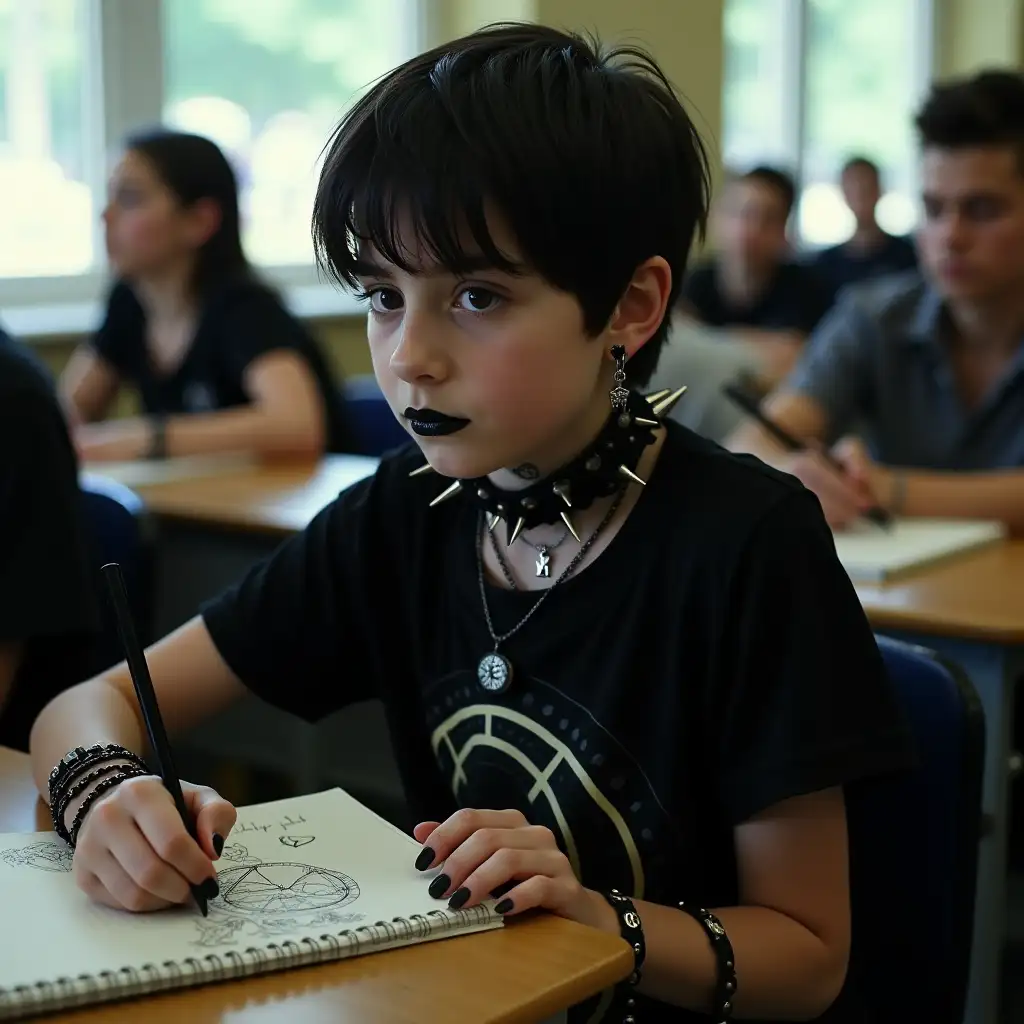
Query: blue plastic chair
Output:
[[846, 636, 985, 1024], [341, 375, 410, 456], [78, 474, 154, 675]]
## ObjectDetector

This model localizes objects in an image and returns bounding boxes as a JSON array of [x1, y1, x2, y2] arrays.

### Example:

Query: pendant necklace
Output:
[[521, 526, 570, 578], [475, 488, 625, 694]]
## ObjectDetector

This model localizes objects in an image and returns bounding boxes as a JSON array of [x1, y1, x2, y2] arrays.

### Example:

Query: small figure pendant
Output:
[[535, 546, 551, 578]]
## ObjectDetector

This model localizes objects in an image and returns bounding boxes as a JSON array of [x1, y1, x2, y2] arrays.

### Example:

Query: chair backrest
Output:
[[846, 635, 985, 1024], [341, 375, 410, 456], [78, 474, 154, 676]]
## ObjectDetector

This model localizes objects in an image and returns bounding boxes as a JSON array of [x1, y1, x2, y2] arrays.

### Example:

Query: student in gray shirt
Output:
[[728, 69, 1024, 535]]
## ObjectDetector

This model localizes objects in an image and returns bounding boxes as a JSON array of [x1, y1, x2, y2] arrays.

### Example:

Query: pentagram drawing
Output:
[[216, 861, 360, 916], [279, 835, 315, 849], [0, 841, 74, 873]]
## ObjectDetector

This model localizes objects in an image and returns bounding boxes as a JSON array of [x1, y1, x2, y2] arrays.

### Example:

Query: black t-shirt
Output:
[[91, 278, 352, 453], [0, 330, 99, 751], [808, 234, 918, 298], [683, 261, 833, 335], [202, 425, 914, 1023]]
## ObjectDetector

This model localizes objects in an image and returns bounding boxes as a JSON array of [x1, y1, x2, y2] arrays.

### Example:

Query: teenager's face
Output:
[[918, 145, 1024, 303], [840, 164, 881, 226], [102, 151, 209, 280], [713, 179, 789, 271], [357, 213, 668, 482]]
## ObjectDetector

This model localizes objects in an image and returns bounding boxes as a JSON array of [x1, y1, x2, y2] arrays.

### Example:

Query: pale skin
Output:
[[727, 146, 1024, 535], [60, 151, 326, 462], [32, 221, 850, 1019]]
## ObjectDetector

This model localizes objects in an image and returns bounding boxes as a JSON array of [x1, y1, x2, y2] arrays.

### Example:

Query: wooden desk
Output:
[[0, 747, 630, 1024]]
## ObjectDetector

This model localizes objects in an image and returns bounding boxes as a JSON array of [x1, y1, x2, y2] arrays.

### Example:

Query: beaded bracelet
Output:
[[48, 744, 148, 807], [52, 764, 143, 845], [677, 902, 737, 1022], [67, 770, 148, 848], [601, 889, 645, 1023]]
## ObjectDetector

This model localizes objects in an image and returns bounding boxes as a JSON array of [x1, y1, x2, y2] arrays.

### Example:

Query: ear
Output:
[[184, 197, 223, 249], [605, 256, 673, 360]]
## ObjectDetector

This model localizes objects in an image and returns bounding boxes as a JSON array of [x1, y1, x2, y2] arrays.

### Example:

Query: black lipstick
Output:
[[404, 407, 471, 437]]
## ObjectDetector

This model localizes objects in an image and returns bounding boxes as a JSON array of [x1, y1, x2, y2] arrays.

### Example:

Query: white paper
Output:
[[0, 789, 501, 991], [832, 517, 1006, 582]]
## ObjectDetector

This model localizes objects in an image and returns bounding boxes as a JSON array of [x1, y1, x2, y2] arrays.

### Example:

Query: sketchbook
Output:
[[0, 788, 502, 1020], [832, 517, 1007, 582]]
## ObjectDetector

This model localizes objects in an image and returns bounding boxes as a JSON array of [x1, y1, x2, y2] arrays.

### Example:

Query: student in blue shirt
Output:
[[808, 157, 918, 296], [60, 130, 351, 461], [31, 25, 912, 1024], [729, 71, 1024, 534]]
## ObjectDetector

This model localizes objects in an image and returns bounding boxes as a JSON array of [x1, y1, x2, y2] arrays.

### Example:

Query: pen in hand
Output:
[[721, 383, 893, 529], [101, 562, 212, 917]]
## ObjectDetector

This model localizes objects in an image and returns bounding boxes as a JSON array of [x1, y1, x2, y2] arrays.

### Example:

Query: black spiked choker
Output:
[[412, 385, 686, 545]]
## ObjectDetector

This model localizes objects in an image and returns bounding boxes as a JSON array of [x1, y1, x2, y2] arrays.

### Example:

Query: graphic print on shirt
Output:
[[425, 670, 678, 901]]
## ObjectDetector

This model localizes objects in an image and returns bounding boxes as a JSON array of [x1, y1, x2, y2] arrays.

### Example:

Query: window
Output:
[[0, 0, 94, 276], [0, 0, 422, 327], [723, 0, 934, 247]]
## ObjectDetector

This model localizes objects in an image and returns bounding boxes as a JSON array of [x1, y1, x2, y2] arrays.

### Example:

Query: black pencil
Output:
[[101, 563, 209, 917], [722, 383, 893, 529]]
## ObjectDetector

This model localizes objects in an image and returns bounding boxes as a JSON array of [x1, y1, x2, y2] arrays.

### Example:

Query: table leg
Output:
[[882, 629, 1020, 1024]]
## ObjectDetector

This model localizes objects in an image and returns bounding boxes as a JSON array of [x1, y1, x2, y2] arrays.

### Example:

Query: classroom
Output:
[[0, 1, 1022, 1022]]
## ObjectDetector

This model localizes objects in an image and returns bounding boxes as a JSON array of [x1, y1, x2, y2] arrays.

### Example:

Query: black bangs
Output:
[[315, 83, 523, 286], [312, 22, 710, 386]]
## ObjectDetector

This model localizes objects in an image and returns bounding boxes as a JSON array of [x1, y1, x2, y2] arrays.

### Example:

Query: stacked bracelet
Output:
[[677, 902, 737, 1022], [48, 745, 149, 846], [68, 769, 148, 847]]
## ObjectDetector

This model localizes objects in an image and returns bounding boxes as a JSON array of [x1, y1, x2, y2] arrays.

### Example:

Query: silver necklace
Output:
[[475, 489, 625, 694], [520, 526, 570, 577]]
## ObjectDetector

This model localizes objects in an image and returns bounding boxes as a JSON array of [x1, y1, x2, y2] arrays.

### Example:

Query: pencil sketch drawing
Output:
[[217, 862, 360, 915], [0, 841, 75, 873], [279, 835, 315, 848]]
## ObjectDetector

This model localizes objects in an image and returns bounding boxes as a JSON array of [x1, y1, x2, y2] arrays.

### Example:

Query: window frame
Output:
[[723, 0, 937, 246], [0, 0, 426, 338]]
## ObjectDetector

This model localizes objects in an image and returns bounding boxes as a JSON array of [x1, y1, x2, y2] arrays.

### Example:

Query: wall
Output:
[[935, 0, 1024, 76]]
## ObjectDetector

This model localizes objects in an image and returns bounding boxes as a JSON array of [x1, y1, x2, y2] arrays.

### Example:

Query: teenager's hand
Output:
[[412, 809, 616, 932], [72, 775, 235, 913], [783, 445, 877, 530]]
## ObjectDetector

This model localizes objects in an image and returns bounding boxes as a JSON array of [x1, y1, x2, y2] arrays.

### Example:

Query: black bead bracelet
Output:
[[67, 769, 148, 848]]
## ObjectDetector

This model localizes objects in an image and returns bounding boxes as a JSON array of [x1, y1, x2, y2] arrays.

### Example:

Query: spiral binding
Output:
[[0, 905, 494, 1020]]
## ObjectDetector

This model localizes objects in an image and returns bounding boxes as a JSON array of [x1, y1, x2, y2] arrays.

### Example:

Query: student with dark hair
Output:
[[0, 327, 98, 752], [681, 165, 833, 390], [61, 129, 351, 461], [808, 156, 918, 295], [32, 25, 912, 1024], [729, 69, 1024, 533]]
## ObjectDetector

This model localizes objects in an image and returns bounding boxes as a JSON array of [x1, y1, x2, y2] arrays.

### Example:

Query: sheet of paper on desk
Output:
[[80, 453, 257, 489], [0, 788, 501, 1003], [832, 517, 1007, 582]]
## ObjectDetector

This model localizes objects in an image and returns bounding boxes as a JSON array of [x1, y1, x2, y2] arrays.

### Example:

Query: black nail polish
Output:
[[414, 846, 435, 871], [213, 833, 224, 857], [490, 880, 516, 899], [199, 877, 220, 900], [494, 898, 514, 915], [428, 873, 451, 899], [448, 887, 471, 910]]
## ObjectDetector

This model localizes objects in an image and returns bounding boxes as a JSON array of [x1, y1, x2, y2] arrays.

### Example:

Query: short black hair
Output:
[[841, 155, 880, 177], [736, 165, 797, 218], [312, 22, 710, 386], [916, 69, 1024, 168]]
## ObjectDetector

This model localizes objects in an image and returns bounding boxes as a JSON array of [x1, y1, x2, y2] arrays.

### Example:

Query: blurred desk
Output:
[[0, 746, 629, 1024], [856, 540, 1024, 1024]]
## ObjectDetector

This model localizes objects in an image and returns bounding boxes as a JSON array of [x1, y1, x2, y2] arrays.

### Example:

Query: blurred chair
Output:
[[847, 635, 985, 1024], [79, 474, 155, 676], [342, 375, 409, 456]]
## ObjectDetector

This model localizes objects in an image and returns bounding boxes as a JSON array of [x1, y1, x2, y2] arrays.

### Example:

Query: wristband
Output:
[[677, 902, 737, 1022]]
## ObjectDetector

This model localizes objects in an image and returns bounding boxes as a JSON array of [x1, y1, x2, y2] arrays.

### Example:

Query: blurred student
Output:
[[728, 71, 1024, 535], [61, 130, 351, 463], [681, 166, 832, 389], [808, 157, 918, 296], [0, 326, 98, 751]]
